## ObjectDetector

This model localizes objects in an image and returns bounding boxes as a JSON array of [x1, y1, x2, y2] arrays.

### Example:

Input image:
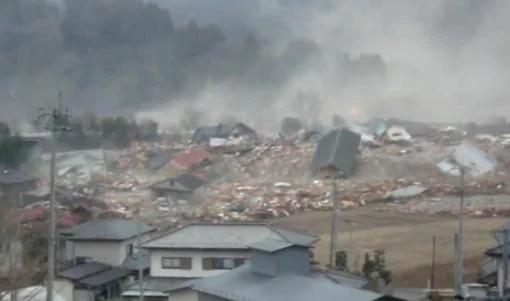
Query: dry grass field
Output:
[[275, 205, 506, 288]]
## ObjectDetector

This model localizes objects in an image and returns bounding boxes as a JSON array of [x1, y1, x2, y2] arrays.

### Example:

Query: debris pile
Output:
[[19, 118, 510, 229]]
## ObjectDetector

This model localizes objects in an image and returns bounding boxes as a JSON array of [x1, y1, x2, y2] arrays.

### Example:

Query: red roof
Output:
[[57, 212, 81, 228], [9, 207, 47, 224], [171, 147, 209, 170]]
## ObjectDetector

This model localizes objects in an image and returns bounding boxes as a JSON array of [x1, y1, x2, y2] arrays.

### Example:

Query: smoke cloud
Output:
[[2, 0, 510, 130]]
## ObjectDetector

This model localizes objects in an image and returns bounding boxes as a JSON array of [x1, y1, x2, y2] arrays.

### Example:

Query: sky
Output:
[[5, 0, 510, 129], [137, 0, 510, 128]]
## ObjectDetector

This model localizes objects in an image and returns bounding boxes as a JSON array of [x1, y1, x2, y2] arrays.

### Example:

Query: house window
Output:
[[126, 244, 133, 256], [76, 257, 92, 265], [161, 257, 192, 270], [202, 258, 246, 270]]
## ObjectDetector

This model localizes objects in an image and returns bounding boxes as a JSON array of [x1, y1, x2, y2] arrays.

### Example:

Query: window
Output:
[[202, 258, 246, 270], [161, 257, 192, 270], [126, 244, 133, 256]]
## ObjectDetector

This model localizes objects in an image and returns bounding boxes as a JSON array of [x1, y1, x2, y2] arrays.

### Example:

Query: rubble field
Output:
[[22, 122, 510, 231]]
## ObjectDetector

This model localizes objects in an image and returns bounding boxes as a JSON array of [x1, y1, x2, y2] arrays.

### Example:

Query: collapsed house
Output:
[[192, 123, 257, 145], [0, 168, 38, 200], [150, 173, 206, 202], [171, 147, 211, 171], [311, 128, 361, 177]]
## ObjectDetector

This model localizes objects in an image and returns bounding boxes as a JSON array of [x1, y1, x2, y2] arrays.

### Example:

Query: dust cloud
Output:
[[2, 0, 510, 129]]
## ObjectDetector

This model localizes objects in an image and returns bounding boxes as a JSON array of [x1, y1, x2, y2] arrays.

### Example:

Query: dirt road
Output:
[[275, 204, 506, 287]]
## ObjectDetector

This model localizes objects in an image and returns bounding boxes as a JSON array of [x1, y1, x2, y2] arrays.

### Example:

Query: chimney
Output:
[[249, 239, 311, 277]]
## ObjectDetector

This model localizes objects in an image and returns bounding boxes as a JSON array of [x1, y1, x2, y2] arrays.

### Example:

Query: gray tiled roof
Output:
[[142, 223, 318, 249], [66, 218, 155, 241], [78, 267, 132, 287], [58, 262, 109, 281], [170, 265, 383, 301], [122, 249, 150, 271], [248, 239, 293, 253]]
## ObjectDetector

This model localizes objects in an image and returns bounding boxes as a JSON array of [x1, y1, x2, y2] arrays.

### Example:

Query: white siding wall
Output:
[[150, 250, 249, 278], [67, 234, 149, 266], [72, 240, 124, 266]]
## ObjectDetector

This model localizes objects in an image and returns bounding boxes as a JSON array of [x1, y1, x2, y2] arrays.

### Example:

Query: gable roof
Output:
[[57, 262, 133, 288], [58, 262, 110, 281], [142, 223, 318, 250], [65, 218, 155, 241], [311, 128, 361, 177], [169, 265, 387, 301], [248, 239, 294, 253], [78, 267, 132, 287]]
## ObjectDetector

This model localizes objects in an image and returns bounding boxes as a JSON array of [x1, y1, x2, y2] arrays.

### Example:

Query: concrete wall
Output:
[[150, 249, 249, 278]]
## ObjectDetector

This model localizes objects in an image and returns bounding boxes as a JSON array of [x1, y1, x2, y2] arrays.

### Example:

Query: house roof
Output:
[[57, 262, 110, 281], [122, 249, 150, 271], [151, 173, 205, 193], [0, 169, 37, 186], [192, 123, 255, 142], [78, 267, 132, 287], [311, 268, 368, 289], [311, 128, 361, 177], [142, 223, 318, 250], [171, 148, 209, 170], [248, 239, 294, 253], [170, 265, 386, 301], [123, 277, 190, 297], [65, 218, 155, 241]]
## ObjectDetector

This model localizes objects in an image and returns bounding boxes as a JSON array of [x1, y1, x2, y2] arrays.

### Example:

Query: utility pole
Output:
[[136, 211, 144, 301], [329, 176, 340, 268], [430, 236, 436, 290], [457, 167, 465, 294], [503, 229, 509, 296], [38, 92, 71, 301], [345, 219, 354, 271], [453, 166, 466, 297], [454, 233, 460, 296]]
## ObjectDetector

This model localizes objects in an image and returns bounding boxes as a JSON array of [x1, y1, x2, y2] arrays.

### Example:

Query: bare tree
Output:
[[0, 200, 42, 301]]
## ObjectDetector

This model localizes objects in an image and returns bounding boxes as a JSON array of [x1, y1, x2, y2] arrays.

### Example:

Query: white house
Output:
[[62, 218, 155, 267], [122, 222, 317, 300]]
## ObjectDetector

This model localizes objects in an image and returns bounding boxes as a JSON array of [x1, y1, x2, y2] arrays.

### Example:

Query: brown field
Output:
[[274, 205, 506, 288]]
